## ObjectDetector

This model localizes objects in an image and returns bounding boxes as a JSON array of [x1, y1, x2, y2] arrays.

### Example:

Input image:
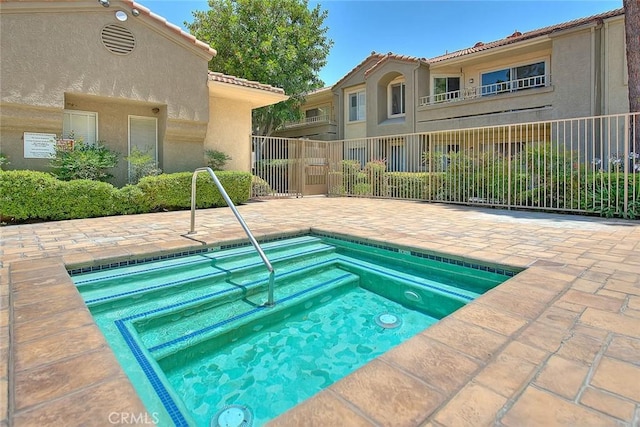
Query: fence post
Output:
[[507, 125, 512, 210], [624, 114, 630, 217]]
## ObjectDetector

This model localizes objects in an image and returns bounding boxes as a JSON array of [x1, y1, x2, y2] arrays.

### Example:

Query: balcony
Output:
[[281, 114, 335, 129], [419, 75, 551, 107]]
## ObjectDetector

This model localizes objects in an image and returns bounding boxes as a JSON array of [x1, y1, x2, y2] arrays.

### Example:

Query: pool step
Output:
[[74, 235, 326, 292], [333, 254, 480, 319], [139, 264, 360, 361], [79, 238, 335, 309]]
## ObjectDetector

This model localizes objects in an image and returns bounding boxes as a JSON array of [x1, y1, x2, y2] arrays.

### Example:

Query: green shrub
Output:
[[205, 149, 232, 171], [581, 172, 640, 219], [50, 140, 119, 182], [0, 152, 9, 170], [0, 170, 61, 221], [126, 147, 161, 184], [138, 171, 251, 210], [251, 175, 273, 197], [386, 172, 444, 199], [364, 160, 387, 197]]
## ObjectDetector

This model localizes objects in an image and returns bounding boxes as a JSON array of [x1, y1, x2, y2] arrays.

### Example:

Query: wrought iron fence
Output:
[[254, 113, 639, 218]]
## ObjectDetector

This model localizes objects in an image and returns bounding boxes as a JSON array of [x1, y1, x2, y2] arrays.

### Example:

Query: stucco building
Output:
[[0, 0, 287, 186], [274, 8, 628, 142]]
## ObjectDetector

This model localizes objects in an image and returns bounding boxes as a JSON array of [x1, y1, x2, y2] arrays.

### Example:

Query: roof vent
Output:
[[101, 24, 135, 55], [474, 41, 484, 48], [508, 30, 522, 38]]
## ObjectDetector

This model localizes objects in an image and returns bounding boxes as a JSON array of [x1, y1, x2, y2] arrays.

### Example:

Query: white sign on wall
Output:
[[24, 132, 57, 159]]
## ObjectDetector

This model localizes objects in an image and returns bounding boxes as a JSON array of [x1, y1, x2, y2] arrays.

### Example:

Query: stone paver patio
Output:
[[1, 197, 639, 426]]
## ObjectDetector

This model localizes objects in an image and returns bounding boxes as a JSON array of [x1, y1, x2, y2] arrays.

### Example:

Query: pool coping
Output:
[[4, 199, 640, 426]]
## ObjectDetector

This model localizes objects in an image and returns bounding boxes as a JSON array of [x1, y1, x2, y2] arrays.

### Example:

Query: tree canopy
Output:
[[188, 0, 333, 135]]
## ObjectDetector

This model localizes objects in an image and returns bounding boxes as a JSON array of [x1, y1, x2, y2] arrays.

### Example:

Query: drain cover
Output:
[[375, 312, 402, 329], [212, 405, 253, 427]]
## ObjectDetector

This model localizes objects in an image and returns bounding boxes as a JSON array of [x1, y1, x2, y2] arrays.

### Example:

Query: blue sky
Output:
[[142, 0, 622, 86]]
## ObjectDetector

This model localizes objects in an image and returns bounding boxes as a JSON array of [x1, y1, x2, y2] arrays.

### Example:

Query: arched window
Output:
[[388, 77, 405, 118]]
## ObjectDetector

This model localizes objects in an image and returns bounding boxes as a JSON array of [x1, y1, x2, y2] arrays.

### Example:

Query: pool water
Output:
[[72, 233, 517, 426]]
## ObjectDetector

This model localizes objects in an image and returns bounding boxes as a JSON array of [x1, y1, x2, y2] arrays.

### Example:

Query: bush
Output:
[[581, 172, 640, 219], [50, 140, 119, 182], [137, 171, 251, 210], [0, 170, 61, 221], [386, 172, 444, 199], [0, 152, 9, 170], [205, 149, 232, 171], [126, 147, 161, 184], [251, 175, 274, 197]]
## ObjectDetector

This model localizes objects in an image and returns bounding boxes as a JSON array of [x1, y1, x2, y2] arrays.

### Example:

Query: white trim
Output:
[[62, 110, 98, 144], [387, 77, 406, 118], [346, 88, 366, 123], [128, 115, 158, 180]]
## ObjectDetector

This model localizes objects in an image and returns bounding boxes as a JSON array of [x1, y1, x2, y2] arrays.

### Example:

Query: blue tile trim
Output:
[[83, 246, 332, 305], [115, 320, 189, 427], [312, 231, 519, 277], [341, 257, 474, 301], [147, 272, 353, 353]]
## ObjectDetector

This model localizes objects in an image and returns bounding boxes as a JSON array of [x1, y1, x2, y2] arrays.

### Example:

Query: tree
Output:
[[623, 0, 640, 155], [188, 0, 333, 135]]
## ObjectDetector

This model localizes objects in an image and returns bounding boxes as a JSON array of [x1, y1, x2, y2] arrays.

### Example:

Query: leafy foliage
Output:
[[0, 152, 9, 170], [0, 170, 251, 223], [137, 171, 251, 210], [205, 149, 232, 171], [126, 147, 162, 184], [188, 0, 333, 135], [49, 140, 119, 182]]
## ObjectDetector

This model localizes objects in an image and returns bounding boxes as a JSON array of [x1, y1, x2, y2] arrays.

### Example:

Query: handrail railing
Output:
[[189, 167, 275, 306]]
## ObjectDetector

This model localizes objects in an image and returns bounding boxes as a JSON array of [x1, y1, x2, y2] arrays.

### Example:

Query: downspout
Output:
[[413, 60, 423, 134]]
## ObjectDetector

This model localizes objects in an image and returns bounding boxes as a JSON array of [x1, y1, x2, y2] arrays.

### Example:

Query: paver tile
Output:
[[580, 308, 640, 338], [422, 317, 508, 363], [534, 355, 590, 399], [330, 359, 444, 427], [269, 390, 374, 427], [501, 386, 619, 427], [451, 302, 528, 336], [559, 289, 624, 312], [380, 335, 480, 395], [590, 357, 640, 401], [433, 382, 507, 427], [474, 352, 537, 398], [580, 387, 636, 422]]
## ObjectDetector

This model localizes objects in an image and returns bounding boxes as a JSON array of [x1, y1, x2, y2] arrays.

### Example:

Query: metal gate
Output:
[[252, 136, 330, 198]]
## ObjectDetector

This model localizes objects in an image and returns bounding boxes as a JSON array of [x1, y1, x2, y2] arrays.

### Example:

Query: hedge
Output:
[[0, 170, 252, 223]]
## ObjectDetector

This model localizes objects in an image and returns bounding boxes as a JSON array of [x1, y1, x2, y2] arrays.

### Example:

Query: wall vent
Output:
[[101, 24, 135, 55]]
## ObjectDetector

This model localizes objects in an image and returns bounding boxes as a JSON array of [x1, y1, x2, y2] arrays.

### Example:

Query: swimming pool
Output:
[[72, 233, 519, 426]]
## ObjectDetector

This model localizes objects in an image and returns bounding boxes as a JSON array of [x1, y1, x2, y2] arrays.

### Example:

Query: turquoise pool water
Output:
[[72, 233, 517, 426]]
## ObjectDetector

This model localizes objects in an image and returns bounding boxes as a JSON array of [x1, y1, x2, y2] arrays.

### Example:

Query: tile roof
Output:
[[208, 71, 285, 95], [429, 8, 624, 63], [364, 52, 427, 77], [122, 0, 217, 57], [331, 52, 386, 89]]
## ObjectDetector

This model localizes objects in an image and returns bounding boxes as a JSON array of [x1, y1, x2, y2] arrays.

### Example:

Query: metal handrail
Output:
[[189, 167, 275, 306]]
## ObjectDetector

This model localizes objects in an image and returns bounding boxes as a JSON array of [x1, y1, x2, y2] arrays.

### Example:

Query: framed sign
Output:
[[24, 132, 57, 158]]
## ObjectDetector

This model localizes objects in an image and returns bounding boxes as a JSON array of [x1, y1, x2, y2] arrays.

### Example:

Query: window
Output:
[[348, 90, 366, 122], [63, 110, 97, 144], [481, 61, 546, 95], [348, 147, 366, 168], [128, 116, 158, 179], [388, 80, 406, 117], [433, 77, 460, 102]]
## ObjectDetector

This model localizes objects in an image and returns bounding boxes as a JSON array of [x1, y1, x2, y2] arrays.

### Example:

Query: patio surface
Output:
[[1, 197, 639, 426]]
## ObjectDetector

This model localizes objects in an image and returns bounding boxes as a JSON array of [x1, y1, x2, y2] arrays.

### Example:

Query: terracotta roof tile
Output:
[[331, 52, 386, 89], [207, 71, 285, 95], [429, 7, 623, 63], [122, 0, 217, 57], [364, 52, 427, 77]]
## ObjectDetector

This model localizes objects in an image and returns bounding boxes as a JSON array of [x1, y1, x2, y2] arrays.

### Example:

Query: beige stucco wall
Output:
[[0, 2, 211, 185], [602, 16, 629, 114], [205, 97, 253, 172], [342, 84, 367, 140], [550, 27, 597, 119]]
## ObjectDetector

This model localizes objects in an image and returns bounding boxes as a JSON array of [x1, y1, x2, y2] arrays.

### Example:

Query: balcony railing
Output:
[[281, 114, 334, 129], [419, 74, 550, 107]]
